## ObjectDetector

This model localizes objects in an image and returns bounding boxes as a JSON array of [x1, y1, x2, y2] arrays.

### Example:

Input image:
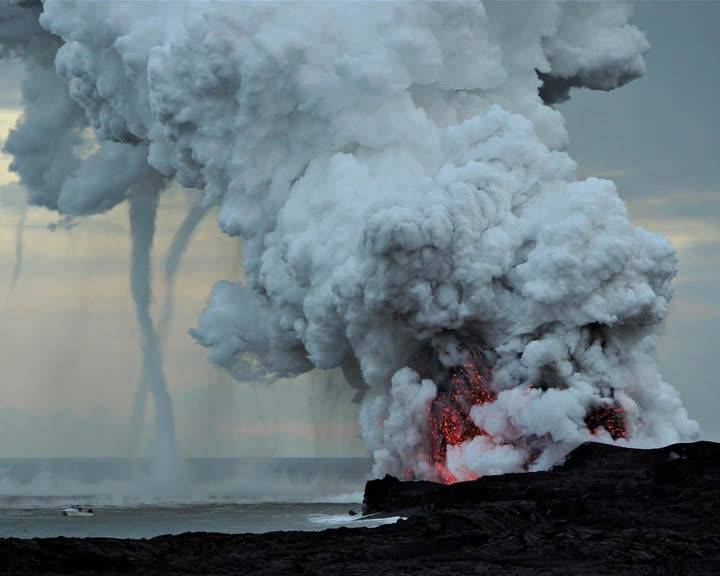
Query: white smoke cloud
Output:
[[368, 367, 438, 481], [539, 2, 649, 103], [0, 1, 699, 482]]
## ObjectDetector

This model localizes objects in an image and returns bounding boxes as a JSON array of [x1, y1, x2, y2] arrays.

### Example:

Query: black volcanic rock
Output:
[[363, 440, 720, 515], [2, 441, 720, 575]]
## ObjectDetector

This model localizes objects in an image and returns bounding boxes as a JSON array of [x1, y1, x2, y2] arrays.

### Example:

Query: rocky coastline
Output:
[[2, 441, 719, 575]]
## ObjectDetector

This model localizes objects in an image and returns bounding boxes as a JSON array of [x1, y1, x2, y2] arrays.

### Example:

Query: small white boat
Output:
[[61, 505, 95, 517]]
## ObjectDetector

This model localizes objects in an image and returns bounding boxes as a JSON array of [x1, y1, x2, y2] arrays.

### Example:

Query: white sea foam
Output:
[[307, 514, 404, 527]]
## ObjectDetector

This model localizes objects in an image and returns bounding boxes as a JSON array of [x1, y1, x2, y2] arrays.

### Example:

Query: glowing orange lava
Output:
[[428, 346, 496, 483], [585, 403, 627, 440], [423, 343, 630, 484]]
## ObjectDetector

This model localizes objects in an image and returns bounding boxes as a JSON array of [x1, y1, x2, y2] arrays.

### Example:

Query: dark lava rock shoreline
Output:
[[2, 441, 720, 575]]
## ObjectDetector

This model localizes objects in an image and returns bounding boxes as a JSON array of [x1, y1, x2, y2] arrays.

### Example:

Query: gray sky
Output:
[[562, 1, 719, 441], [0, 2, 717, 457]]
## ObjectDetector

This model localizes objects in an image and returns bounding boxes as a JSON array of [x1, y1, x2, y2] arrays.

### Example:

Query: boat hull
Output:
[[61, 509, 94, 517]]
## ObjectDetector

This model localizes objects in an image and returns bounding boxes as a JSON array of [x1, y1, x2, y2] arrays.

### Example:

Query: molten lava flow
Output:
[[428, 345, 496, 483], [585, 403, 628, 440], [424, 343, 630, 483]]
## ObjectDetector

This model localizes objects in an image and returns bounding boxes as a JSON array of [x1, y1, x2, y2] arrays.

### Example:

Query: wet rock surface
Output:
[[2, 441, 719, 575]]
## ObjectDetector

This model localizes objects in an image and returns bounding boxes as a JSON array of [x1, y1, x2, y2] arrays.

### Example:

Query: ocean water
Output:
[[0, 457, 401, 538]]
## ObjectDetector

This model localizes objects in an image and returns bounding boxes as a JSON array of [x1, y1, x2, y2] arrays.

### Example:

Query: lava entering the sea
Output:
[[428, 345, 495, 483], [424, 343, 630, 484], [585, 403, 628, 440]]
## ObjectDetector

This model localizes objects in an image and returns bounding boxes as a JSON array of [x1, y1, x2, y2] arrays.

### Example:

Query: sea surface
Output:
[[0, 457, 400, 538]]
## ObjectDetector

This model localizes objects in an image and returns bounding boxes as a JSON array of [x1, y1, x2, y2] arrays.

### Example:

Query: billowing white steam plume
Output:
[[4, 1, 699, 481]]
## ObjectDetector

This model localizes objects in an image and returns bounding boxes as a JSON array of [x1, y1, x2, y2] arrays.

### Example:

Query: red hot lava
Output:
[[585, 403, 628, 440], [428, 346, 496, 483], [424, 344, 629, 484]]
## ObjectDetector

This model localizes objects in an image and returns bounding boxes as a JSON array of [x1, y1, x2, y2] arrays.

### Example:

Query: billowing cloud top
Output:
[[1, 1, 697, 481]]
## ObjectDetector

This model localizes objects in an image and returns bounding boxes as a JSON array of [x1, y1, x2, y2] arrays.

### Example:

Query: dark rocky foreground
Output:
[[2, 441, 720, 575]]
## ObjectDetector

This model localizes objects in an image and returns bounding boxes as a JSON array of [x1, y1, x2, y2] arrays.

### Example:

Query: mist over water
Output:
[[0, 457, 374, 538], [0, 457, 368, 508]]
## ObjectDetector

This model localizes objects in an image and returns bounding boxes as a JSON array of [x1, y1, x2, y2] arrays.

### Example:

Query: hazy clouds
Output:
[[0, 2, 717, 458]]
